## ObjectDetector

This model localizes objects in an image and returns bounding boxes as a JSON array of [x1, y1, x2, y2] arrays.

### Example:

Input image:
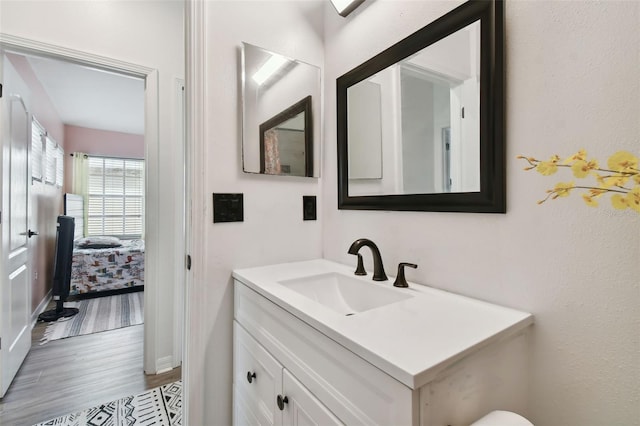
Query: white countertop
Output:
[[232, 259, 533, 390]]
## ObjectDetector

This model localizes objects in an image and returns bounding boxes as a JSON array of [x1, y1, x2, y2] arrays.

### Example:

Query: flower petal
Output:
[[607, 151, 638, 172], [611, 194, 628, 210], [582, 194, 598, 207], [537, 161, 558, 176]]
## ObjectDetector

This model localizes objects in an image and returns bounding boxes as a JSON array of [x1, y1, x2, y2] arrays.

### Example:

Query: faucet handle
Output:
[[353, 253, 367, 276], [393, 262, 417, 288]]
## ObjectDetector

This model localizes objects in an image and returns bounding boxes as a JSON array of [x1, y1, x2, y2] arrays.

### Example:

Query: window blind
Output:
[[44, 136, 57, 185], [55, 145, 64, 187], [31, 119, 45, 182], [87, 156, 145, 238]]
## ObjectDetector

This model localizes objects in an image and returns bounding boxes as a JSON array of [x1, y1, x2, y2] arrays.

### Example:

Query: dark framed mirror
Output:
[[337, 0, 504, 212], [259, 96, 313, 177]]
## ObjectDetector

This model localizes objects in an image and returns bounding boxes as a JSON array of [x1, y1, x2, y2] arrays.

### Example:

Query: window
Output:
[[87, 156, 144, 238], [33, 117, 64, 187], [44, 135, 57, 185], [31, 119, 45, 182]]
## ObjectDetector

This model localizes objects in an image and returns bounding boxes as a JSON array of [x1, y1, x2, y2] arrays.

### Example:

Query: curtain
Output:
[[71, 152, 89, 236], [264, 129, 281, 174]]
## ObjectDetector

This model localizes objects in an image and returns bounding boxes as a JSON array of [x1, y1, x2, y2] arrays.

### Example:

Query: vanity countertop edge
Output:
[[232, 259, 534, 390]]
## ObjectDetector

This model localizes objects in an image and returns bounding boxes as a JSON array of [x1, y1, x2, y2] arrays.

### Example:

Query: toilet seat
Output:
[[469, 410, 534, 426]]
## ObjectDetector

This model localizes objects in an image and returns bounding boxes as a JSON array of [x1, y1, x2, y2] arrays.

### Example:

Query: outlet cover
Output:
[[303, 196, 317, 221]]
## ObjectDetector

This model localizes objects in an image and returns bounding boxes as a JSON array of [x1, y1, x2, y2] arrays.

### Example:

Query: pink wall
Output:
[[63, 125, 144, 191], [6, 53, 65, 313]]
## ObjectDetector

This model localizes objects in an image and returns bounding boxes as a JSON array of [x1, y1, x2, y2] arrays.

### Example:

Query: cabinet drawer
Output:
[[234, 321, 283, 426], [235, 281, 417, 426]]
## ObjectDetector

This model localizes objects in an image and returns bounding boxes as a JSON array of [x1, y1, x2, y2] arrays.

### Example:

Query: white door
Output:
[[0, 54, 33, 397]]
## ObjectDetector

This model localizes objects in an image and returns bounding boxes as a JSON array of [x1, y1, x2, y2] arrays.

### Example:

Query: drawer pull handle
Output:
[[246, 371, 256, 383], [277, 394, 288, 411]]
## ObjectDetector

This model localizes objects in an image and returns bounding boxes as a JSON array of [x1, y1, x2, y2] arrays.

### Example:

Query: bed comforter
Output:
[[70, 239, 145, 295]]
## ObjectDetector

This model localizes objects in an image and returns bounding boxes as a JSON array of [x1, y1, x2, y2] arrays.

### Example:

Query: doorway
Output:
[[0, 36, 185, 424]]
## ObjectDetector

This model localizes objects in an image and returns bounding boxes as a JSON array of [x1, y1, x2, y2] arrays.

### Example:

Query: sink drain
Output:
[[345, 313, 355, 316]]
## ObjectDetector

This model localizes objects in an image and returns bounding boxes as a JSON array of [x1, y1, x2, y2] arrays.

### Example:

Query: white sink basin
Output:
[[278, 272, 413, 315]]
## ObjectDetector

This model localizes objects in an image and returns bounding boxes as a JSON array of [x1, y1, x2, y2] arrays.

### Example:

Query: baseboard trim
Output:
[[156, 356, 174, 374], [31, 290, 52, 328]]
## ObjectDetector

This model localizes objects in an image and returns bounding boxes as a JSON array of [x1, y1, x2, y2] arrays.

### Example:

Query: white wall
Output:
[[323, 2, 639, 426], [0, 0, 185, 372], [186, 1, 324, 424]]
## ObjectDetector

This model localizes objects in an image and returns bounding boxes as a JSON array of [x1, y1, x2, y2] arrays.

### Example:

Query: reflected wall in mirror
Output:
[[242, 42, 321, 177], [337, 0, 504, 212]]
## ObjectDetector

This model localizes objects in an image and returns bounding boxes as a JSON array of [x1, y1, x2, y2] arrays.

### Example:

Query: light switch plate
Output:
[[213, 193, 244, 223]]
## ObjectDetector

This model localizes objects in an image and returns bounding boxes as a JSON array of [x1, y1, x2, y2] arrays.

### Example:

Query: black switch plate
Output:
[[213, 193, 244, 223], [303, 196, 316, 221]]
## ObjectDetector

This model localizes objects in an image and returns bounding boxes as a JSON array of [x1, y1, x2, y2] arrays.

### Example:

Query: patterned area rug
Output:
[[33, 381, 182, 426], [41, 292, 144, 344]]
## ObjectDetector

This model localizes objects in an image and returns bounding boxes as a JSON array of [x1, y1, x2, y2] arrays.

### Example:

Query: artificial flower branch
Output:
[[517, 150, 640, 213]]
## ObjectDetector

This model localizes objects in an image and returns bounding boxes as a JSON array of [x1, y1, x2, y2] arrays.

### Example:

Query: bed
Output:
[[64, 193, 145, 297]]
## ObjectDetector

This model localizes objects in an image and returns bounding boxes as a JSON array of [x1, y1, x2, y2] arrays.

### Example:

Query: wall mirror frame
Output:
[[337, 0, 505, 213], [259, 95, 313, 177]]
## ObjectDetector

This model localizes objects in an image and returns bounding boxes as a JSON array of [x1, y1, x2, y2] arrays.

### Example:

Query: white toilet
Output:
[[470, 410, 534, 426]]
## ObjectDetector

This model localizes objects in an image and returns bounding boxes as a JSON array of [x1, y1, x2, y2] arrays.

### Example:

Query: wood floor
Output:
[[0, 320, 181, 425]]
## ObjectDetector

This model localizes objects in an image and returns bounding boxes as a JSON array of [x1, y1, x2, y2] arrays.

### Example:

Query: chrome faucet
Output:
[[347, 238, 388, 281]]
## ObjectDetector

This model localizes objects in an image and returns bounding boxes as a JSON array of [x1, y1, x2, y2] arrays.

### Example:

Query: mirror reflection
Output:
[[348, 21, 480, 196], [337, 0, 505, 212], [242, 42, 321, 177], [259, 96, 312, 176]]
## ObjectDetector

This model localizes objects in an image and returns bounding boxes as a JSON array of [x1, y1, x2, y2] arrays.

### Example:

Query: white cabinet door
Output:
[[234, 321, 283, 426], [281, 369, 343, 426], [234, 387, 268, 426]]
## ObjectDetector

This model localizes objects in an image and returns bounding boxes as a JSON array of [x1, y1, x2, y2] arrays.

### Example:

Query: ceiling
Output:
[[26, 55, 145, 135]]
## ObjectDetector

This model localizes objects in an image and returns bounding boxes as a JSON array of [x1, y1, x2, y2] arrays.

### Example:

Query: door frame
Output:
[[0, 33, 172, 377]]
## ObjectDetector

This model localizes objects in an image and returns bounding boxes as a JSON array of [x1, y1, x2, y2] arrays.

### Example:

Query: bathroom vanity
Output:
[[232, 260, 533, 426]]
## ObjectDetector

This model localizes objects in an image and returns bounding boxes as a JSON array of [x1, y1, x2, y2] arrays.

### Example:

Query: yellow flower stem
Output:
[[561, 185, 629, 194], [518, 157, 638, 176], [549, 164, 636, 176]]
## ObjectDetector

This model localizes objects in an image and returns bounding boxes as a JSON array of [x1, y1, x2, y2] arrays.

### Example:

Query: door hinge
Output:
[[0, 337, 2, 350], [186, 254, 192, 270], [0, 83, 3, 98]]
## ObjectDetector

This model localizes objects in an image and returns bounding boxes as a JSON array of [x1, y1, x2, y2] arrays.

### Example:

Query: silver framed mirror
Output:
[[242, 42, 321, 178]]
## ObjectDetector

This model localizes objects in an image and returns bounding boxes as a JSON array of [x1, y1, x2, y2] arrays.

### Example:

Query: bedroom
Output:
[[6, 52, 147, 309]]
